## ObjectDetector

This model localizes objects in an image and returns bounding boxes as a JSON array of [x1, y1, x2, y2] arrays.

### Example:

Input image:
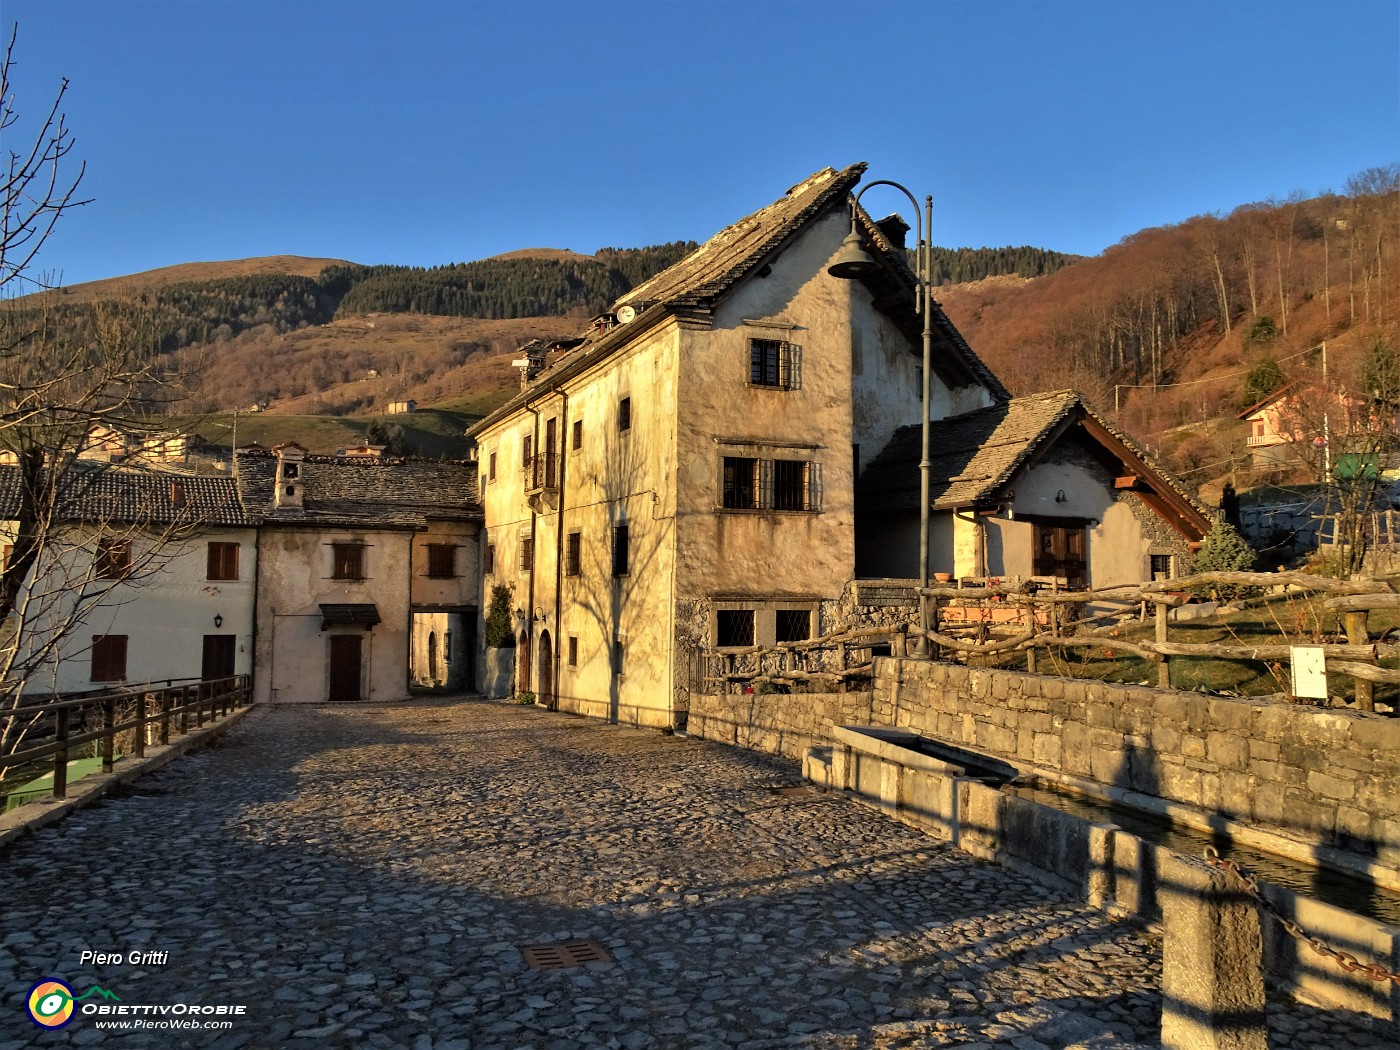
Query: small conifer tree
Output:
[[1190, 518, 1257, 600], [484, 583, 515, 648]]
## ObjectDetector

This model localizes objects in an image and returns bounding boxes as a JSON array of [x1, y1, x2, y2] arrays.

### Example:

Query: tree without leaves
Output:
[[0, 29, 203, 766]]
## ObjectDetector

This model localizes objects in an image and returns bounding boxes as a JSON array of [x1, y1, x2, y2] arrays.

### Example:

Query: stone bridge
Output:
[[0, 700, 1386, 1049]]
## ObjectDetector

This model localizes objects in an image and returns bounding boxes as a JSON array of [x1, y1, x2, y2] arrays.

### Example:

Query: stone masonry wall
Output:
[[688, 659, 1400, 871]]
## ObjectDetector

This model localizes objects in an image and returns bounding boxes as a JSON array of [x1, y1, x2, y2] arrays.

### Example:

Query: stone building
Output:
[[468, 163, 1009, 727], [857, 389, 1211, 585], [238, 445, 482, 703]]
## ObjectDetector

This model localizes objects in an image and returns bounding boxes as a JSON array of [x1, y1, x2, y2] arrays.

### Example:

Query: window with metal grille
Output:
[[773, 460, 807, 511], [1150, 554, 1172, 580], [568, 636, 578, 666], [716, 610, 755, 648], [723, 457, 758, 508], [611, 524, 628, 576], [95, 538, 131, 580], [332, 543, 364, 580], [427, 544, 457, 578], [91, 634, 128, 682], [520, 537, 534, 572], [775, 609, 811, 643], [207, 542, 239, 581], [618, 396, 631, 431], [566, 532, 581, 576], [750, 338, 795, 388], [484, 544, 496, 575], [722, 457, 814, 511]]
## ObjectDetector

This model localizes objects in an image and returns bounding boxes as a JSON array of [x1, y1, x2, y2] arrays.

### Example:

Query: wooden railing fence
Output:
[[698, 571, 1400, 709], [2, 675, 251, 804]]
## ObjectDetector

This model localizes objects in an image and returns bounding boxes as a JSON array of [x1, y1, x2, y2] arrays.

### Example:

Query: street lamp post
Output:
[[828, 180, 934, 657]]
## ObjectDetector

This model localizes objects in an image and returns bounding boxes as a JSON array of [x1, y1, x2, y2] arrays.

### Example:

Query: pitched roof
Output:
[[858, 389, 1212, 538], [236, 451, 482, 529], [0, 463, 251, 526], [471, 163, 1009, 436], [615, 165, 868, 312]]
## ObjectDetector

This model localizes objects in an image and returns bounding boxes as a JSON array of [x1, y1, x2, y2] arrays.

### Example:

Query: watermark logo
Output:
[[26, 979, 120, 1029]]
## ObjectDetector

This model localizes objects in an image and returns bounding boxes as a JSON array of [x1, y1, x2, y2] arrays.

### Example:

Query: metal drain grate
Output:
[[519, 939, 614, 970]]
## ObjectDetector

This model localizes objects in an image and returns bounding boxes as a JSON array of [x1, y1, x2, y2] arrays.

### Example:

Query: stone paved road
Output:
[[1, 699, 1391, 1050]]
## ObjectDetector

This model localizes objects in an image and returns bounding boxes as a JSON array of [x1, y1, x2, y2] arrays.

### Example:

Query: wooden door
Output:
[[201, 635, 236, 680], [537, 630, 553, 708], [1033, 524, 1088, 588], [329, 635, 362, 701]]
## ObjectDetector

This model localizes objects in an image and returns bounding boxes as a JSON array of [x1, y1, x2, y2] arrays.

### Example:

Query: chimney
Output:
[[875, 213, 909, 250], [169, 480, 186, 509]]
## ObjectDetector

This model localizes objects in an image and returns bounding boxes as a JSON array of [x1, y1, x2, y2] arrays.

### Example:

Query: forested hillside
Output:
[[920, 245, 1079, 285], [25, 242, 699, 359], [938, 166, 1400, 486]]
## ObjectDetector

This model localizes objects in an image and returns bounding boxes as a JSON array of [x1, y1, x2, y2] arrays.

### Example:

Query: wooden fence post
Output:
[[52, 706, 70, 799], [134, 694, 147, 759], [1025, 596, 1038, 674], [1343, 610, 1374, 712], [1156, 600, 1172, 689], [101, 697, 115, 773]]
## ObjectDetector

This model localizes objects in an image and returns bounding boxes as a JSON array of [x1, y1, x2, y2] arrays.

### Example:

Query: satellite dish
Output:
[[616, 305, 637, 324]]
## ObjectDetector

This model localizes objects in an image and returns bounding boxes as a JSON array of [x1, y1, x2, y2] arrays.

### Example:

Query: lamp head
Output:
[[827, 229, 879, 280]]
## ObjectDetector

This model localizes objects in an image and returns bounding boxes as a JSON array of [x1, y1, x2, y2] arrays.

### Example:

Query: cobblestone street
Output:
[[1, 699, 1390, 1049]]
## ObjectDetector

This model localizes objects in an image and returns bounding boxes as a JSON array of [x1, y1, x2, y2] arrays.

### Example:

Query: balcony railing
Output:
[[524, 453, 559, 493]]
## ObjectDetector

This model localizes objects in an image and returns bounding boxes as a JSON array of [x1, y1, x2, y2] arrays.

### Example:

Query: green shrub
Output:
[[1246, 316, 1278, 347], [1190, 519, 1258, 600], [485, 583, 515, 649]]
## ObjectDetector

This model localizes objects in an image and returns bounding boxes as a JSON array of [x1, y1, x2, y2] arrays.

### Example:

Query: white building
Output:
[[0, 466, 257, 696]]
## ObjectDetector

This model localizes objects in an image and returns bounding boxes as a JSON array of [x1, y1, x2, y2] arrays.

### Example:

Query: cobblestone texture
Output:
[[1, 699, 1392, 1049]]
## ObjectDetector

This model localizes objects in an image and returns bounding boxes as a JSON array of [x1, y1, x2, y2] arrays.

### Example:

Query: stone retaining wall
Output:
[[687, 659, 1400, 873]]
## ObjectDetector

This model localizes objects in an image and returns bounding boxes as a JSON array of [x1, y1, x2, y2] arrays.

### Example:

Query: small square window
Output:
[[427, 544, 457, 578], [333, 543, 365, 580], [207, 542, 240, 581], [96, 538, 131, 580], [773, 460, 808, 511], [722, 457, 758, 509], [618, 396, 632, 432], [611, 524, 629, 577], [750, 338, 793, 388], [776, 609, 811, 643], [91, 634, 128, 682], [566, 532, 581, 576], [717, 610, 755, 648]]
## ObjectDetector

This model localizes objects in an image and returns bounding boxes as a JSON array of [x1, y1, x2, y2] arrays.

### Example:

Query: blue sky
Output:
[[4, 1, 1397, 288]]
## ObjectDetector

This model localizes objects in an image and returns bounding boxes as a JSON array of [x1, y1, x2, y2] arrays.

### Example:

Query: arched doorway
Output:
[[517, 630, 531, 698], [537, 630, 553, 709]]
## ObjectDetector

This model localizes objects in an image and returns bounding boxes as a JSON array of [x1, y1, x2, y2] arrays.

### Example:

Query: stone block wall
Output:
[[688, 659, 1400, 872]]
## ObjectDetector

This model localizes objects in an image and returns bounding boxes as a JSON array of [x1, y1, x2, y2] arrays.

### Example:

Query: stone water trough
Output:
[[804, 725, 1400, 1027]]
